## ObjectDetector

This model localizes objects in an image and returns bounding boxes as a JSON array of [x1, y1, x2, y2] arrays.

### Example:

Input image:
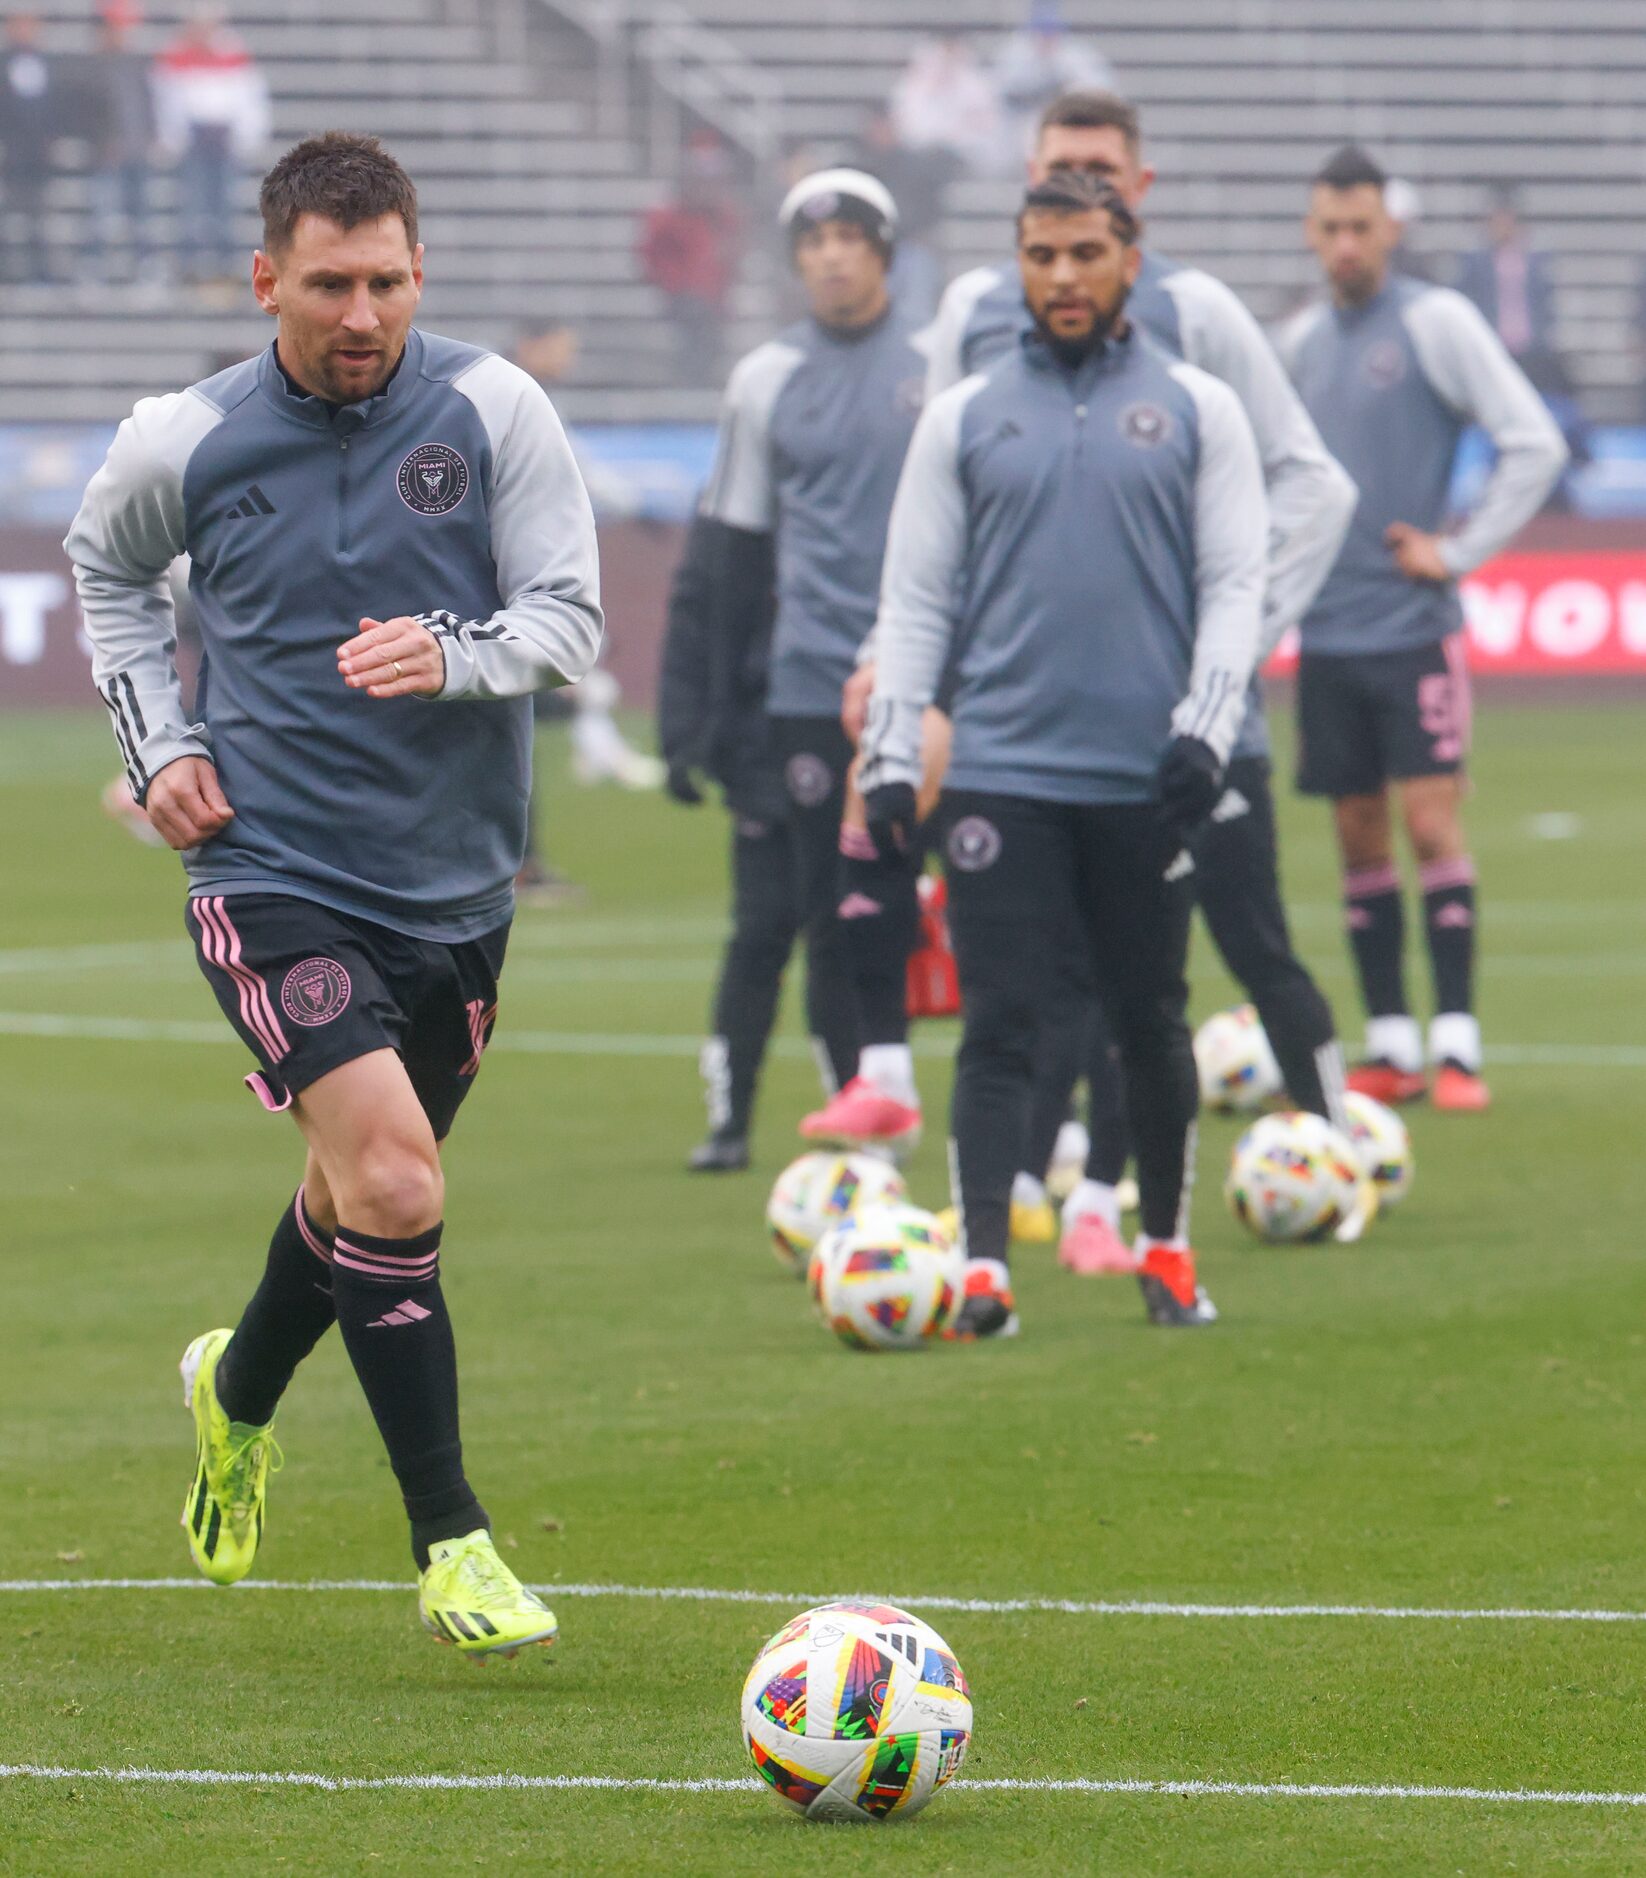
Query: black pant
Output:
[[942, 791, 1196, 1265], [705, 808, 803, 1138], [770, 715, 861, 1089]]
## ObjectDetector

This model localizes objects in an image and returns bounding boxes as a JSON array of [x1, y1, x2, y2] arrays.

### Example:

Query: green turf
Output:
[[3, 700, 1644, 1875]]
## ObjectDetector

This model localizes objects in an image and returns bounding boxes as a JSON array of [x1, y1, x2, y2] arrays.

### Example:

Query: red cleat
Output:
[[1136, 1243, 1218, 1326], [1058, 1211, 1139, 1276], [1432, 1064, 1490, 1111], [942, 1259, 1019, 1340], [800, 1076, 922, 1152], [1346, 1061, 1428, 1106]]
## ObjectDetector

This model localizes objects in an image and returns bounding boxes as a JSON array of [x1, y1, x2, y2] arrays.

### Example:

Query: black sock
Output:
[[216, 1187, 337, 1426], [1344, 863, 1408, 1021], [838, 832, 921, 1047], [1421, 858, 1477, 1019], [330, 1222, 487, 1570]]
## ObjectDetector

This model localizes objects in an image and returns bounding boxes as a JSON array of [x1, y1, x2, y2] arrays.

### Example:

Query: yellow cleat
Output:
[[179, 1328, 280, 1587], [1009, 1199, 1058, 1244], [419, 1529, 559, 1661]]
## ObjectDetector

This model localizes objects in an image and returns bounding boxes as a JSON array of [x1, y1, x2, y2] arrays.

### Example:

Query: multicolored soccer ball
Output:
[[1342, 1090, 1415, 1206], [766, 1151, 906, 1277], [740, 1601, 973, 1823], [1225, 1110, 1365, 1243], [807, 1202, 964, 1350], [1194, 1004, 1283, 1112]]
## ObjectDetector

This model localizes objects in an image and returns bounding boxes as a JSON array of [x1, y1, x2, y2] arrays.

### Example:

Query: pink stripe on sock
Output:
[[210, 898, 290, 1059], [1419, 856, 1477, 893], [1344, 863, 1401, 899], [293, 1184, 333, 1263], [332, 1237, 441, 1283], [838, 825, 877, 861]]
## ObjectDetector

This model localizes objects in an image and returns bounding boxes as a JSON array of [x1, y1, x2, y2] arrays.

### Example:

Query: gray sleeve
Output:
[[857, 380, 979, 793], [1403, 287, 1569, 576], [435, 355, 604, 700], [924, 268, 997, 401], [1167, 364, 1268, 765], [697, 341, 801, 533], [1169, 270, 1356, 653], [63, 389, 222, 800]]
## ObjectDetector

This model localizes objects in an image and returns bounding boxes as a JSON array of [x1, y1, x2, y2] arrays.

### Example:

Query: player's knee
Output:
[[340, 1140, 443, 1236], [1405, 806, 1463, 864]]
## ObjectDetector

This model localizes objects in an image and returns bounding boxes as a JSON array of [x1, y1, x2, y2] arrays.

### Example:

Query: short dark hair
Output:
[[1017, 172, 1140, 247], [1036, 89, 1142, 156], [259, 132, 418, 255], [1313, 144, 1387, 194]]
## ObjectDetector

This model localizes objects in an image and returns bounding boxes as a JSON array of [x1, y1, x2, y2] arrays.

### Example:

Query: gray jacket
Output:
[[860, 326, 1266, 806], [1277, 277, 1567, 656], [66, 331, 603, 941], [924, 248, 1354, 761]]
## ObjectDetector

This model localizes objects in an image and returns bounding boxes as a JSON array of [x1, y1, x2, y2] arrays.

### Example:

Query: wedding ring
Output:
[[392, 659, 403, 680]]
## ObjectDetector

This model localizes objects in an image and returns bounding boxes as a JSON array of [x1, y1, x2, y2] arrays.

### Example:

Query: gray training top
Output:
[[1277, 276, 1567, 657], [859, 326, 1266, 807], [66, 330, 603, 942], [922, 249, 1355, 764], [698, 303, 929, 719]]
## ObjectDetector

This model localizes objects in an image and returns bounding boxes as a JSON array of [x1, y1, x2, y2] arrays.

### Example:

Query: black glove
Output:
[[665, 761, 705, 807], [863, 780, 919, 866], [1155, 735, 1223, 841]]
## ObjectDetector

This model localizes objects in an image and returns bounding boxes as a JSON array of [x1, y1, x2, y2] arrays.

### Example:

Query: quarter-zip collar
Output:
[[258, 328, 421, 432], [1330, 277, 1396, 331], [1020, 317, 1137, 390]]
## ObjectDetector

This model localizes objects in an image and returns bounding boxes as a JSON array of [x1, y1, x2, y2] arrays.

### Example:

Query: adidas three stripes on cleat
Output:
[[180, 1328, 281, 1586]]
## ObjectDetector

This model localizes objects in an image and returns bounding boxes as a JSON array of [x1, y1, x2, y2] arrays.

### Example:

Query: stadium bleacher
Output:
[[4, 0, 1644, 422]]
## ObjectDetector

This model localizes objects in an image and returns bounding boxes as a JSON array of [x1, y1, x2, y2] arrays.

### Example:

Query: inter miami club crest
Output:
[[785, 752, 834, 808], [947, 816, 1002, 872], [281, 957, 352, 1027], [396, 442, 470, 516], [1363, 339, 1407, 389], [1119, 402, 1172, 449]]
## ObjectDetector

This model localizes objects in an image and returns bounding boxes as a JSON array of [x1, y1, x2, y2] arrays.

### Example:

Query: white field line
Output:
[[0, 1009, 1641, 1069], [2, 1763, 1644, 1807], [1, 1577, 1643, 1625]]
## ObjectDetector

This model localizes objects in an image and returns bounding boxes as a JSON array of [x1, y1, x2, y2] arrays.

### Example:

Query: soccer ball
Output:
[[766, 1151, 907, 1277], [741, 1601, 972, 1823], [1225, 1110, 1364, 1243], [807, 1202, 964, 1350], [1342, 1091, 1415, 1206], [1194, 1004, 1283, 1112]]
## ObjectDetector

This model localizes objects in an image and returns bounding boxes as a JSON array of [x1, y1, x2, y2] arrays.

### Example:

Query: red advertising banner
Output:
[[1266, 551, 1646, 674]]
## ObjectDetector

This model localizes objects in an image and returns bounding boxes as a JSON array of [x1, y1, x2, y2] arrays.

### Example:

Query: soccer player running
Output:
[[1280, 146, 1567, 1110], [66, 134, 602, 1656], [861, 172, 1267, 1337], [921, 90, 1358, 1272], [694, 170, 937, 1159]]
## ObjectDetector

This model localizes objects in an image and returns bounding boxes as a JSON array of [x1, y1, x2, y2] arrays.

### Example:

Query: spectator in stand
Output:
[[84, 2, 157, 285], [637, 128, 741, 386], [890, 32, 1004, 177], [153, 6, 269, 287], [0, 11, 58, 284], [995, 3, 1114, 162], [1458, 185, 1586, 507], [856, 103, 951, 323]]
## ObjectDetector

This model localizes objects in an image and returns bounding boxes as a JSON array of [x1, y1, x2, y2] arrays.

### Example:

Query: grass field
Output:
[[3, 697, 1645, 1875]]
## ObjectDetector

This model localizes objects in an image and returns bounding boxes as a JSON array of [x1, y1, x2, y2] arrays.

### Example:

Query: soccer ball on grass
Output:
[[766, 1151, 906, 1277], [807, 1202, 964, 1349], [1342, 1090, 1415, 1206], [741, 1600, 972, 1822], [1194, 1004, 1283, 1112], [1225, 1110, 1365, 1244]]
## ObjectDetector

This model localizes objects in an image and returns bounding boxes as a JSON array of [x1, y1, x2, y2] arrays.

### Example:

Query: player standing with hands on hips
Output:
[[66, 133, 602, 1656], [1281, 146, 1567, 1110], [860, 173, 1267, 1337]]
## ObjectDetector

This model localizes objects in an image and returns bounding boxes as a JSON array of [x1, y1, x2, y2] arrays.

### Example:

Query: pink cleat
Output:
[[1058, 1211, 1140, 1276], [800, 1076, 922, 1153]]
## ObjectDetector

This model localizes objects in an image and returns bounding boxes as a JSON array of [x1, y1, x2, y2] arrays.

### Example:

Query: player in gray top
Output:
[[65, 134, 601, 1656], [860, 173, 1267, 1335], [695, 170, 934, 1143], [918, 90, 1359, 1269], [1280, 146, 1567, 1113]]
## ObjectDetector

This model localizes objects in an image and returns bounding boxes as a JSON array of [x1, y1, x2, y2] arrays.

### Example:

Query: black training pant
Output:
[[941, 791, 1196, 1265]]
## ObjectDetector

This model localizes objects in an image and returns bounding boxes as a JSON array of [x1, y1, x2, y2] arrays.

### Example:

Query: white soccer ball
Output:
[[766, 1151, 907, 1277], [741, 1600, 973, 1822], [1225, 1110, 1365, 1244], [1195, 1004, 1283, 1112], [807, 1202, 964, 1350], [1342, 1091, 1415, 1207]]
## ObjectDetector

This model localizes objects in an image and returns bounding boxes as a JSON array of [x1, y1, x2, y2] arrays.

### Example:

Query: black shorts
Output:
[[186, 892, 508, 1138], [1296, 637, 1471, 798]]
